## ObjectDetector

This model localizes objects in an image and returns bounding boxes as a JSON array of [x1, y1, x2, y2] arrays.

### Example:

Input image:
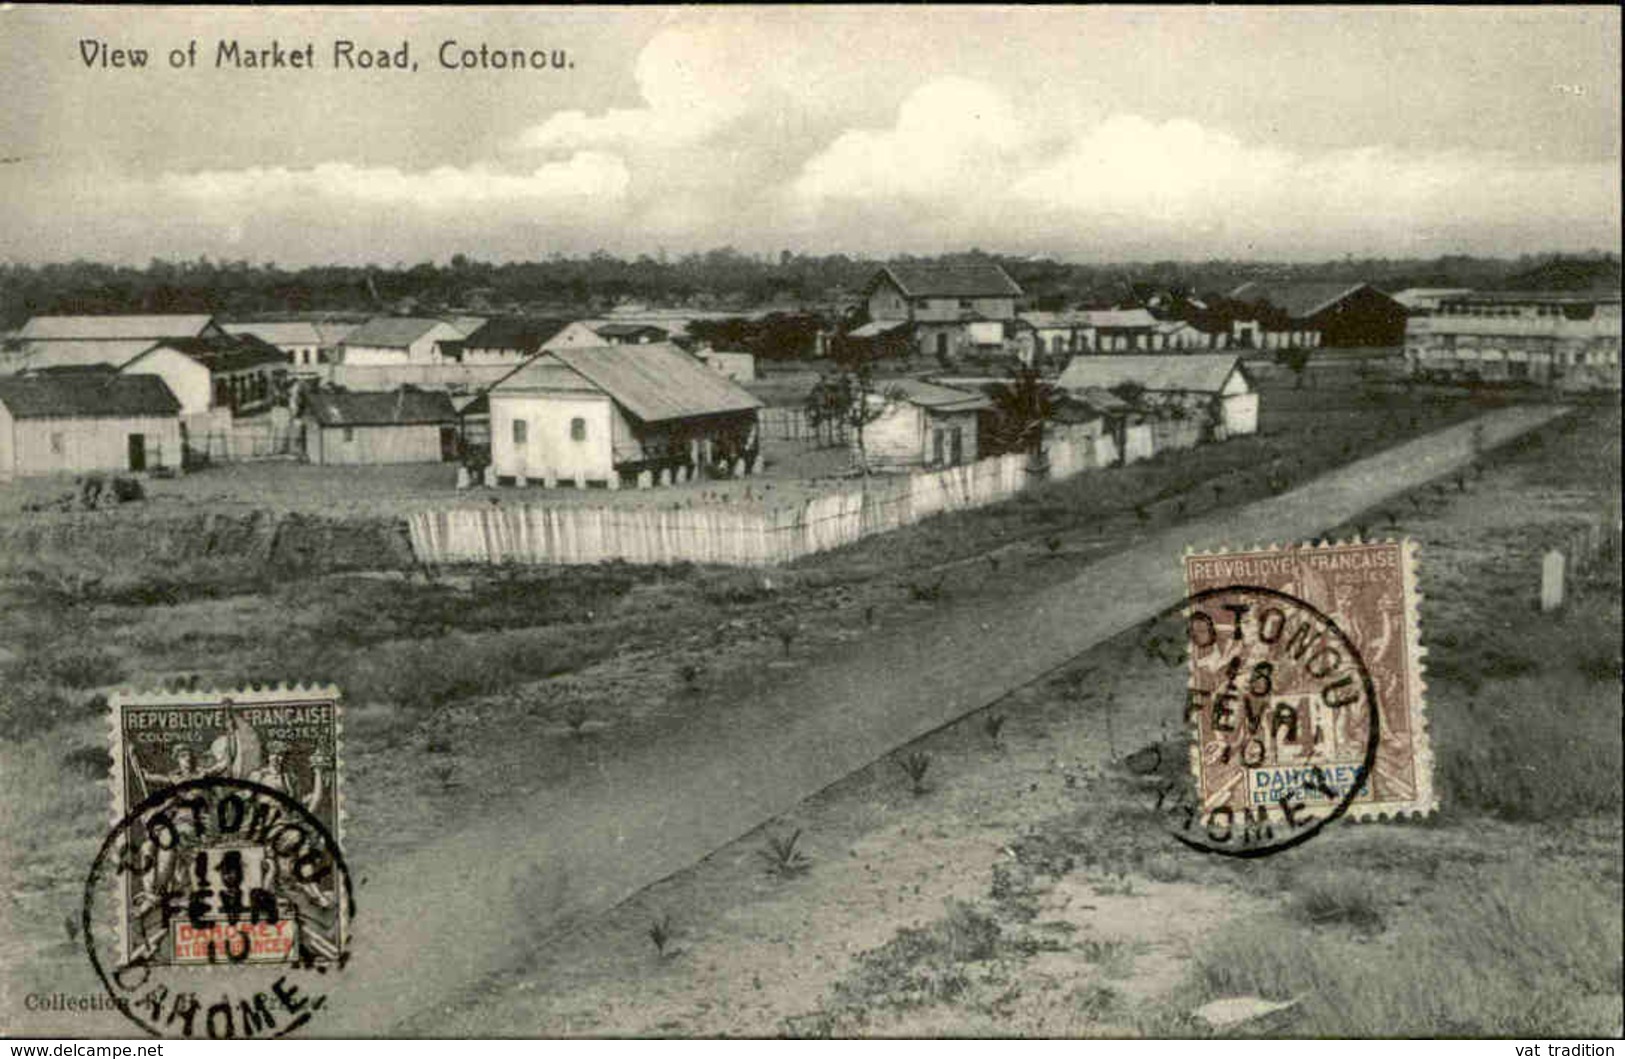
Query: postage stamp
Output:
[[106, 685, 346, 968], [86, 686, 351, 1036], [1183, 540, 1435, 826]]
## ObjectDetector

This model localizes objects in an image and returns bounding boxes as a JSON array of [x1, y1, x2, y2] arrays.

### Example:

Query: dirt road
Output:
[[321, 404, 1563, 1035]]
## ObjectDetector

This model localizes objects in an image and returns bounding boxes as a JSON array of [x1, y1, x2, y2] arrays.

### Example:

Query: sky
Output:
[[0, 5, 1619, 266]]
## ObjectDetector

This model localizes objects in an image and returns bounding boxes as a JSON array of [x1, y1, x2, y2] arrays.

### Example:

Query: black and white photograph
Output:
[[0, 4, 1619, 1044]]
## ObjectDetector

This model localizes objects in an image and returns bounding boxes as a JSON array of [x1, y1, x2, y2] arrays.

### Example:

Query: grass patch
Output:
[[1284, 870, 1386, 933], [832, 900, 1003, 1010], [1185, 862, 1621, 1037]]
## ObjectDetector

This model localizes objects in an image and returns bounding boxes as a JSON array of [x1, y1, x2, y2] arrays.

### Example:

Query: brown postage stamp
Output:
[[1182, 539, 1434, 828]]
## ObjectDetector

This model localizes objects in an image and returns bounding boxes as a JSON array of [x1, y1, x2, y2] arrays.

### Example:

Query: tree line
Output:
[[2, 249, 1614, 331]]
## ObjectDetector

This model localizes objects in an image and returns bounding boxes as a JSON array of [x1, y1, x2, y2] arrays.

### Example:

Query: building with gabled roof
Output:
[[866, 263, 1026, 364], [302, 388, 461, 465], [222, 321, 331, 370], [120, 334, 289, 416], [18, 314, 225, 343], [0, 372, 181, 479], [1058, 353, 1257, 438], [453, 318, 601, 365], [486, 343, 761, 487], [337, 316, 465, 366], [858, 378, 991, 472], [1228, 281, 1406, 348]]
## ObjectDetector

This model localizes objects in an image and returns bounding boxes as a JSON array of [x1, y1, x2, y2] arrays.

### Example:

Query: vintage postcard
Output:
[[0, 3, 1618, 1046]]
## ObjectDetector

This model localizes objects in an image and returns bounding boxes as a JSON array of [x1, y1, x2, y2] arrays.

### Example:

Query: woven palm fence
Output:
[[407, 436, 1111, 568]]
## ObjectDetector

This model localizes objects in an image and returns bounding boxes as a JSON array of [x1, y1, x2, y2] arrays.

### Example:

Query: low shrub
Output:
[[833, 900, 1002, 1010]]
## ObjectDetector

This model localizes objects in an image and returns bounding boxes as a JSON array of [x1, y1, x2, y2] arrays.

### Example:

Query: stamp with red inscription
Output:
[[1183, 540, 1434, 828], [82, 685, 352, 1038]]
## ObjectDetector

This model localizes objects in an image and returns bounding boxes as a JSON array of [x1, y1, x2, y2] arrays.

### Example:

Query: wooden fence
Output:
[[407, 436, 1122, 568], [184, 410, 300, 463], [758, 406, 846, 447]]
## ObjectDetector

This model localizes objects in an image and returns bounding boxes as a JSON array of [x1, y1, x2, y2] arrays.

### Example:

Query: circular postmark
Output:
[[82, 777, 354, 1039], [1125, 584, 1380, 858]]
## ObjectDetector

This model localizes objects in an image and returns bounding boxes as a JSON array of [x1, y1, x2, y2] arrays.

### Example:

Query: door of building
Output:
[[439, 426, 459, 462], [127, 433, 146, 472]]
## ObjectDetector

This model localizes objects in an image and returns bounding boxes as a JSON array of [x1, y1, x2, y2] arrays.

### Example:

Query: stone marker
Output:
[[637, 470, 653, 490], [455, 466, 472, 491], [1541, 549, 1565, 612], [483, 465, 497, 488], [515, 474, 528, 489], [1193, 996, 1300, 1034]]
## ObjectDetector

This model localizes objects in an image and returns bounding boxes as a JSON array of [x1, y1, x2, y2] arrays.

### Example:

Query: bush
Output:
[[1286, 872, 1385, 933], [834, 900, 1002, 1009]]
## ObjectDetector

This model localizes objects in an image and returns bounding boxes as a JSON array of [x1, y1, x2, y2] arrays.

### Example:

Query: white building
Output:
[[1058, 353, 1258, 438], [0, 372, 182, 479], [487, 343, 761, 488], [337, 317, 466, 366]]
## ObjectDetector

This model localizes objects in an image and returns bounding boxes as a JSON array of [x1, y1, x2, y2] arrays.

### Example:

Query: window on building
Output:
[[960, 299, 974, 310], [342, 426, 355, 443], [932, 429, 945, 466], [512, 419, 528, 445], [49, 432, 63, 455], [570, 417, 587, 442]]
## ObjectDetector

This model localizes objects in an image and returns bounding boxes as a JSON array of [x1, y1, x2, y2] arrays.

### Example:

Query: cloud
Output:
[[785, 79, 1621, 257], [157, 153, 630, 211], [515, 23, 775, 153], [790, 78, 1031, 206]]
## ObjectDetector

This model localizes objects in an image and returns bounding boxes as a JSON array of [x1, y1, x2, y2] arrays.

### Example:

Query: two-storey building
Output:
[[865, 263, 1025, 363], [1403, 291, 1621, 391]]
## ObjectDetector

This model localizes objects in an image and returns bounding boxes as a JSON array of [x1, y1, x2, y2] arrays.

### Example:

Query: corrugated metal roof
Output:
[[487, 356, 602, 394], [875, 263, 1024, 299], [304, 389, 458, 427], [0, 372, 180, 419], [1229, 281, 1377, 320], [339, 316, 453, 349], [541, 344, 762, 423], [1079, 308, 1157, 329], [223, 321, 323, 346], [1, 339, 157, 374], [883, 378, 993, 412], [140, 335, 287, 374], [18, 314, 218, 341], [460, 317, 574, 354], [1058, 354, 1244, 395]]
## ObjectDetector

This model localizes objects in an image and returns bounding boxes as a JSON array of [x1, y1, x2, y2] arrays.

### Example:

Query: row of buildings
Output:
[[2, 261, 1615, 482], [855, 264, 1416, 363], [0, 310, 766, 483]]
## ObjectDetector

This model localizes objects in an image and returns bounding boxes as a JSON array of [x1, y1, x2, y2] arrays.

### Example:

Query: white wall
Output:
[[122, 347, 213, 415], [490, 391, 617, 482], [342, 322, 464, 366], [0, 409, 182, 478]]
